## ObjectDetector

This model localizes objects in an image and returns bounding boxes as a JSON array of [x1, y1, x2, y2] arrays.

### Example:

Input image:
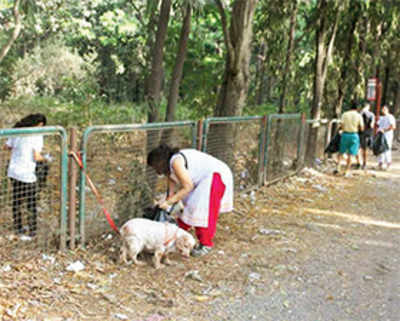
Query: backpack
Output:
[[372, 132, 389, 156], [362, 112, 373, 130]]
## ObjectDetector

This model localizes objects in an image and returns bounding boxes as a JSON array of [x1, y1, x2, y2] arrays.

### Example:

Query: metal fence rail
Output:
[[79, 121, 197, 244], [201, 116, 266, 192], [0, 126, 68, 253]]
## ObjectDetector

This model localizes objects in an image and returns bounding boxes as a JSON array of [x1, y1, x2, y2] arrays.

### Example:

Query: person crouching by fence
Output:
[[377, 105, 396, 170], [147, 144, 234, 257], [335, 101, 364, 177], [3, 113, 47, 237]]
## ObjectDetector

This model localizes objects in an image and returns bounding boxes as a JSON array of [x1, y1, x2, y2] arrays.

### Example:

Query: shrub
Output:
[[11, 39, 98, 100]]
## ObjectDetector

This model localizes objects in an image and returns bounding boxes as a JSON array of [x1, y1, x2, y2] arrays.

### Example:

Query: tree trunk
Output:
[[146, 0, 172, 123], [334, 1, 359, 119], [165, 3, 192, 122], [393, 81, 400, 117], [255, 41, 266, 105], [381, 58, 390, 106], [0, 0, 22, 64], [279, 1, 298, 114], [162, 3, 192, 145], [305, 0, 340, 165], [214, 0, 259, 117]]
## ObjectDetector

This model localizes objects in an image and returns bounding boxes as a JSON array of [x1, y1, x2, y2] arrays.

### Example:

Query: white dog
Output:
[[119, 218, 195, 269]]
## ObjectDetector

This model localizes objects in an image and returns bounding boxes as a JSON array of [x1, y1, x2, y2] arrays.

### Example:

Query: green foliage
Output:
[[10, 39, 98, 100], [1, 0, 399, 123]]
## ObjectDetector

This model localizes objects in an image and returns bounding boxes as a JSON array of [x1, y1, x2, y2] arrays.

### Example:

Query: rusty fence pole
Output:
[[197, 119, 203, 151], [68, 127, 78, 249]]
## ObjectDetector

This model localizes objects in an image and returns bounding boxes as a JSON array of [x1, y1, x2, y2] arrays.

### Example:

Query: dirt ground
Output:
[[1, 145, 400, 321]]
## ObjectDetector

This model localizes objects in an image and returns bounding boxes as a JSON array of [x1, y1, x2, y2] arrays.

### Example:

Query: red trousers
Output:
[[178, 173, 226, 247]]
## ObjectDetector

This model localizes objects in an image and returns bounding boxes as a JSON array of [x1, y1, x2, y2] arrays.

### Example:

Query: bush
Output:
[[10, 39, 98, 101]]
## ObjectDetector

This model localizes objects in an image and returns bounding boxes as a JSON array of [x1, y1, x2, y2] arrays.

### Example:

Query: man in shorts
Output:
[[335, 101, 364, 177], [355, 103, 375, 169]]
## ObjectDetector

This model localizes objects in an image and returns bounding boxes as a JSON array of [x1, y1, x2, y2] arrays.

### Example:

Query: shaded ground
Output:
[[1, 147, 400, 321]]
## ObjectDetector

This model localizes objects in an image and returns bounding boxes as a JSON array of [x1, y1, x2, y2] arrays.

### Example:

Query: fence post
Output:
[[68, 128, 78, 249], [197, 119, 203, 151], [258, 115, 267, 186], [297, 113, 306, 169], [263, 115, 272, 184]]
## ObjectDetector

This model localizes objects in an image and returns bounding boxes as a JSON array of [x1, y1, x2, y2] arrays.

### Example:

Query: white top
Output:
[[377, 114, 396, 131], [6, 135, 43, 183], [169, 149, 234, 227], [378, 114, 396, 147]]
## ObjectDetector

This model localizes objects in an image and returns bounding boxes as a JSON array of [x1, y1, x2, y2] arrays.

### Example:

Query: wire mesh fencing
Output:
[[298, 119, 331, 166], [264, 114, 304, 183], [0, 127, 68, 255], [201, 116, 266, 193], [79, 122, 197, 243]]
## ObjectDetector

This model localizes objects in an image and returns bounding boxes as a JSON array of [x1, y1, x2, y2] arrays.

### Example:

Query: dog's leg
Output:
[[153, 250, 165, 269], [126, 239, 145, 266], [120, 245, 128, 264]]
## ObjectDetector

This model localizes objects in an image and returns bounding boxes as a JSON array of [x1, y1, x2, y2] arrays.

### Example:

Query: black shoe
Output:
[[352, 164, 361, 170]]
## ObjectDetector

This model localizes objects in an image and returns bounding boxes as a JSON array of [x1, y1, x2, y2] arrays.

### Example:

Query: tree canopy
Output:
[[0, 0, 399, 122]]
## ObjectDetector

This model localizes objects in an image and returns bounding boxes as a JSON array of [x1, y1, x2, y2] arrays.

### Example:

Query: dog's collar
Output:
[[164, 224, 178, 247]]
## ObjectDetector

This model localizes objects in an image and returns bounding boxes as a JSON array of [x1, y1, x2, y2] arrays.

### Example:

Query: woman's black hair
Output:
[[13, 113, 47, 128], [147, 143, 180, 174]]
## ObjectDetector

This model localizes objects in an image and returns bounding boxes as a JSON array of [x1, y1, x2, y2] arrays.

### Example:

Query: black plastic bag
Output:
[[143, 205, 177, 224], [325, 133, 341, 154], [372, 132, 389, 156], [36, 161, 49, 189]]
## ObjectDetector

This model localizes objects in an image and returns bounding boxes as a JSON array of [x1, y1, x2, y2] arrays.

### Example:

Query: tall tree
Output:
[[165, 2, 192, 122], [214, 0, 259, 117], [146, 0, 172, 123], [0, 0, 22, 64], [334, 0, 360, 118], [305, 0, 341, 164], [278, 0, 298, 113]]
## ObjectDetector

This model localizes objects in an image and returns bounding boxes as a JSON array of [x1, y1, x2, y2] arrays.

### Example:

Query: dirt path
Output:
[[1, 148, 400, 321], [206, 149, 400, 321]]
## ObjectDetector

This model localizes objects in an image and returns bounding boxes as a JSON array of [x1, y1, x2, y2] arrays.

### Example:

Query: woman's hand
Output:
[[158, 200, 172, 211]]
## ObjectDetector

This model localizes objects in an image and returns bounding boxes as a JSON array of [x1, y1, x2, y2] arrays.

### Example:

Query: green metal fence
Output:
[[201, 116, 266, 192], [0, 116, 340, 251], [78, 121, 197, 244], [0, 126, 68, 252]]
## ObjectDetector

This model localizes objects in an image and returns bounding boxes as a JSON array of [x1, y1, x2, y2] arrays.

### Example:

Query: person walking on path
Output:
[[3, 113, 48, 237], [377, 105, 396, 170], [147, 144, 234, 257], [335, 101, 364, 177], [355, 103, 375, 169]]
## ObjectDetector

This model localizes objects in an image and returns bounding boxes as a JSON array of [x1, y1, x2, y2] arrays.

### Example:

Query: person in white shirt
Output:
[[147, 144, 234, 257], [3, 114, 47, 236], [377, 105, 396, 170]]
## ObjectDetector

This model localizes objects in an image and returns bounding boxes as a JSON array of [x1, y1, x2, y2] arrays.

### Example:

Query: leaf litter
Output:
[[0, 158, 383, 320]]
